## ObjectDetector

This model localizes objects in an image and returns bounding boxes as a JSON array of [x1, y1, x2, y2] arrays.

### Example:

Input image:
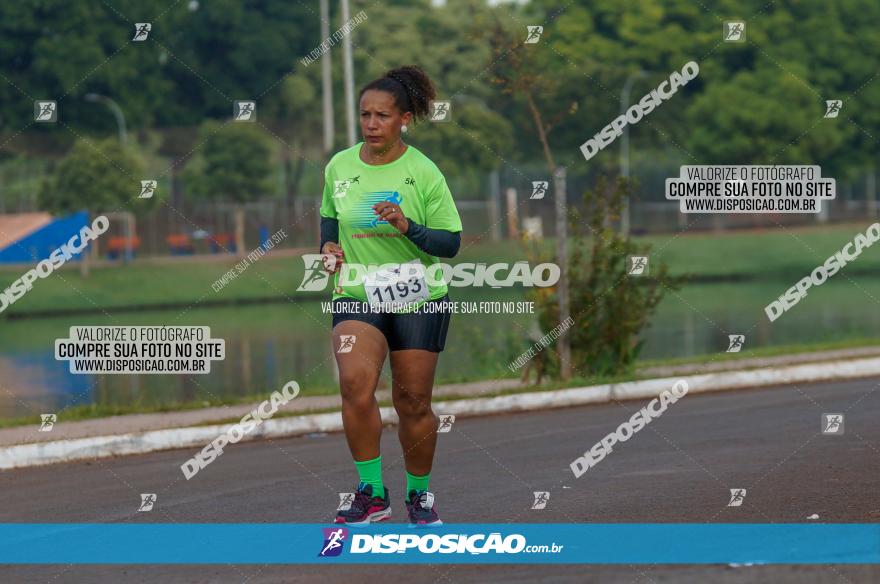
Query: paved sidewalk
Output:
[[0, 378, 523, 447], [639, 345, 880, 377], [2, 346, 878, 448]]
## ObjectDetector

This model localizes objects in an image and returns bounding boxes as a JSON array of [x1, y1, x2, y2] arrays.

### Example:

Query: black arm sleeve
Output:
[[319, 216, 339, 253], [404, 220, 461, 258]]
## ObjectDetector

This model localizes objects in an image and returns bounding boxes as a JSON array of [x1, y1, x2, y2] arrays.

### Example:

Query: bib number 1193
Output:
[[364, 260, 429, 309]]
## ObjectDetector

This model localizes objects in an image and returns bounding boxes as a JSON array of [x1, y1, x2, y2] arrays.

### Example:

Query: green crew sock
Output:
[[354, 455, 385, 499], [406, 470, 430, 494]]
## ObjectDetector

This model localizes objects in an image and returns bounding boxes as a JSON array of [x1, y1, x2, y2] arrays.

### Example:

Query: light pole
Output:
[[85, 93, 127, 145], [340, 0, 356, 146], [85, 94, 132, 262], [321, 0, 334, 155], [554, 165, 571, 381], [619, 70, 647, 236]]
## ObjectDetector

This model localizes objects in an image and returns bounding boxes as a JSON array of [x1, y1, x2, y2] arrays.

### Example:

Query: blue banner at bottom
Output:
[[0, 524, 878, 564]]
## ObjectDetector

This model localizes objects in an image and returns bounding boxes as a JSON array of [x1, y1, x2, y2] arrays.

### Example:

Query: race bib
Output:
[[364, 260, 429, 310]]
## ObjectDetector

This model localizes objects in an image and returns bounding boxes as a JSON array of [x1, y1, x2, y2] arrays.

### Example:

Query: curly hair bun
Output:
[[360, 65, 437, 122]]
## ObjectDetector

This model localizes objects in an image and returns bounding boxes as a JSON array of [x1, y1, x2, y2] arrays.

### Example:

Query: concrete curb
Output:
[[3, 356, 880, 470]]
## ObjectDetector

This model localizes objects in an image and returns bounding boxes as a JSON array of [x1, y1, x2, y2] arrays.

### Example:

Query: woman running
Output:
[[319, 65, 462, 526]]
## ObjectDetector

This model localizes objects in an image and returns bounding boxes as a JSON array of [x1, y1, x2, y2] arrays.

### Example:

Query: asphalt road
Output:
[[3, 376, 880, 583]]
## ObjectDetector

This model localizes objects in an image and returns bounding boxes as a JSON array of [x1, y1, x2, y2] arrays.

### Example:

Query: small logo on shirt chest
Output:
[[333, 176, 361, 199]]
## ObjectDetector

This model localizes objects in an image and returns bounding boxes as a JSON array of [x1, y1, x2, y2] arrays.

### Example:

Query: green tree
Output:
[[261, 71, 323, 206], [526, 177, 685, 378], [4, 0, 880, 208], [38, 137, 147, 274], [484, 11, 583, 173], [0, 0, 171, 148], [484, 9, 587, 379], [156, 0, 317, 126], [184, 121, 273, 256]]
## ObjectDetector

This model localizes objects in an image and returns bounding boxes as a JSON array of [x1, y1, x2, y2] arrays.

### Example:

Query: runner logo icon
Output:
[[824, 100, 842, 118], [139, 494, 156, 512], [139, 180, 157, 199], [726, 335, 745, 352], [723, 21, 745, 42], [234, 101, 256, 121], [728, 488, 747, 507], [333, 180, 350, 198], [437, 414, 455, 433], [822, 413, 844, 434], [35, 101, 57, 122], [337, 493, 355, 511], [627, 256, 648, 275], [338, 335, 357, 353], [531, 491, 550, 510], [429, 101, 451, 122], [525, 26, 543, 44], [319, 527, 348, 557], [133, 23, 151, 41], [530, 181, 548, 200], [39, 413, 57, 432], [297, 255, 332, 291]]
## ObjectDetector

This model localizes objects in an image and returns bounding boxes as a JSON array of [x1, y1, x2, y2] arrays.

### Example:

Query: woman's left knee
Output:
[[394, 392, 433, 420]]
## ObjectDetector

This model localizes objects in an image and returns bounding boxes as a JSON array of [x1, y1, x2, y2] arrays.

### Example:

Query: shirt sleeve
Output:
[[404, 220, 461, 258], [319, 217, 339, 253], [423, 169, 463, 233], [319, 165, 337, 220]]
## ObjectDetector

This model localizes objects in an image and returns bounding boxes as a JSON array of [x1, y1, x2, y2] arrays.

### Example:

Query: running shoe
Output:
[[334, 482, 391, 525], [406, 489, 443, 526]]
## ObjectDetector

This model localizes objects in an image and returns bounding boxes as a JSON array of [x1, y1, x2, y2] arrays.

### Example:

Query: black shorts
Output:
[[331, 295, 453, 352]]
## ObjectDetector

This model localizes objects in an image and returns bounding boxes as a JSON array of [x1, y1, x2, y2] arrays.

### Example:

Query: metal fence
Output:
[[1, 156, 878, 258]]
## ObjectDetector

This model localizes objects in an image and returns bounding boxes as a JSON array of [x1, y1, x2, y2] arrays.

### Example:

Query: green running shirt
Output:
[[319, 142, 463, 306]]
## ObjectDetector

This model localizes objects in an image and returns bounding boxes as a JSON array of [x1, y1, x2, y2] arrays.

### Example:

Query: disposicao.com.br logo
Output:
[[318, 529, 563, 556], [297, 255, 560, 292]]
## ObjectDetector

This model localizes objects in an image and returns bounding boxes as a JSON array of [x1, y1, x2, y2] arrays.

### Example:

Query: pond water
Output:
[[1, 278, 879, 420]]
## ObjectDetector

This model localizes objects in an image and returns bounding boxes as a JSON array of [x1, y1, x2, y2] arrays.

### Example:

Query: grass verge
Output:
[[3, 337, 878, 430]]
